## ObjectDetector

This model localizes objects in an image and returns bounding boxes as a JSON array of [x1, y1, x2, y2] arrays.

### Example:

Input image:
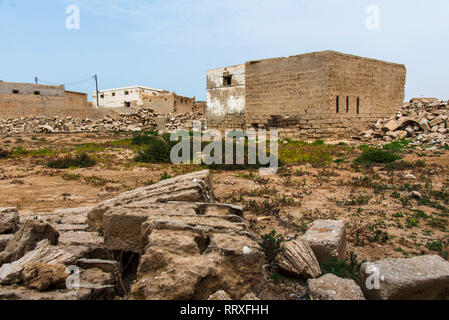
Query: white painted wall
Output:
[[206, 64, 245, 119], [92, 86, 167, 108]]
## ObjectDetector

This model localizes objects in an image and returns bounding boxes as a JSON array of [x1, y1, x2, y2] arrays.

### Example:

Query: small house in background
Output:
[[92, 86, 197, 114], [0, 81, 91, 119]]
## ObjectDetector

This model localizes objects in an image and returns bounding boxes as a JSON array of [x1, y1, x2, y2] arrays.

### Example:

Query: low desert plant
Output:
[[354, 148, 402, 165], [320, 251, 364, 283], [47, 152, 96, 169], [259, 230, 284, 264]]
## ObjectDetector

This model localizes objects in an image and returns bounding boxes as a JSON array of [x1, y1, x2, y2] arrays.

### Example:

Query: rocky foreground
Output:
[[1, 170, 449, 300], [361, 98, 449, 147]]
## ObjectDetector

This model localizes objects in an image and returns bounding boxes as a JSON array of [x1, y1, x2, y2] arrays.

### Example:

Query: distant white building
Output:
[[92, 86, 169, 108]]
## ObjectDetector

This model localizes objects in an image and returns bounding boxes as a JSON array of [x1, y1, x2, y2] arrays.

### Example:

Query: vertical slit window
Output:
[[336, 96, 340, 113]]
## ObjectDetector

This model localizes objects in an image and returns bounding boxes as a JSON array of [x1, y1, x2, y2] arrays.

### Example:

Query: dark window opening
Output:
[[12, 90, 19, 94], [346, 96, 349, 113], [124, 91, 129, 95], [100, 94, 104, 99], [336, 96, 340, 113], [223, 75, 232, 86], [34, 91, 40, 95], [357, 97, 360, 114], [112, 92, 116, 97], [124, 102, 131, 108]]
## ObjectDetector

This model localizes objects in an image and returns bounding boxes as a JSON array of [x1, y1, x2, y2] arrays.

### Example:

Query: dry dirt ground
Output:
[[1, 132, 448, 271]]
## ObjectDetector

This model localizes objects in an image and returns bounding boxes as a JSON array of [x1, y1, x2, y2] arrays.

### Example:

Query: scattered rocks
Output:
[[0, 109, 206, 135], [361, 99, 449, 147], [0, 207, 19, 234], [307, 274, 365, 300], [360, 255, 449, 300], [276, 239, 321, 279], [303, 220, 346, 264]]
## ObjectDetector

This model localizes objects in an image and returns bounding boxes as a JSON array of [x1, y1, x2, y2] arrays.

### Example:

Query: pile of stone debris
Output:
[[0, 109, 206, 135], [361, 98, 449, 147], [1, 170, 449, 300]]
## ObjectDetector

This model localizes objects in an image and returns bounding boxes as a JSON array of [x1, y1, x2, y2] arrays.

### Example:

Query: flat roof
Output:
[[93, 86, 168, 94], [208, 50, 405, 71]]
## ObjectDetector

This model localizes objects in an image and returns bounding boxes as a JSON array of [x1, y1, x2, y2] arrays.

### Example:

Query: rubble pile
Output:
[[361, 98, 449, 146], [0, 109, 206, 135]]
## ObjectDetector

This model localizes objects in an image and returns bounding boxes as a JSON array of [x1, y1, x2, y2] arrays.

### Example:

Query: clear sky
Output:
[[1, 0, 448, 101]]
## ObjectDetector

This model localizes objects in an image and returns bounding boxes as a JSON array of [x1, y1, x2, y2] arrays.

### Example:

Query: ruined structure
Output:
[[207, 51, 406, 139], [92, 86, 168, 109], [0, 81, 91, 119], [93, 86, 197, 114]]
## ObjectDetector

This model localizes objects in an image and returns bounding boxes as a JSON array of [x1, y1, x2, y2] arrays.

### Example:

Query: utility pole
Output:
[[35, 77, 38, 85], [94, 75, 100, 108]]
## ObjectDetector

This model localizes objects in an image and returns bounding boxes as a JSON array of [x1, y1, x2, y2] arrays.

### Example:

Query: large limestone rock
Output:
[[82, 169, 265, 300], [303, 220, 346, 264], [276, 239, 321, 279], [130, 221, 264, 300], [308, 274, 365, 300], [0, 207, 19, 234], [87, 170, 214, 232], [0, 240, 75, 285], [0, 221, 59, 265], [360, 255, 449, 300]]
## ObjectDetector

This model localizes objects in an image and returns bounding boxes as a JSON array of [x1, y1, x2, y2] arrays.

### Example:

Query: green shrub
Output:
[[354, 148, 402, 165], [259, 230, 284, 264], [134, 136, 171, 163], [320, 251, 364, 283], [47, 152, 96, 169], [383, 139, 411, 151]]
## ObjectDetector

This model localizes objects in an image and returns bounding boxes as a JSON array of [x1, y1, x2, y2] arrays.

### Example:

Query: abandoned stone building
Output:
[[206, 51, 406, 138], [0, 81, 91, 119], [93, 86, 197, 114]]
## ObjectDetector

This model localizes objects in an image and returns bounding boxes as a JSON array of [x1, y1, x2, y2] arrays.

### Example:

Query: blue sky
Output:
[[0, 0, 448, 101]]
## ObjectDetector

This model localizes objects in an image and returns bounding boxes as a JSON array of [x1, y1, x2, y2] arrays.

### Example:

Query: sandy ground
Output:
[[1, 132, 448, 265]]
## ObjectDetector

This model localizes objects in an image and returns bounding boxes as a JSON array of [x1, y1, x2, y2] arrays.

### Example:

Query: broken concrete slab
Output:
[[360, 255, 449, 300], [303, 220, 346, 264], [0, 240, 75, 285], [0, 221, 59, 265], [307, 273, 365, 300], [77, 258, 118, 274]]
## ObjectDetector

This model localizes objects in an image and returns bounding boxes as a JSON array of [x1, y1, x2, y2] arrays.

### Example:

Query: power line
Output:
[[36, 75, 96, 87]]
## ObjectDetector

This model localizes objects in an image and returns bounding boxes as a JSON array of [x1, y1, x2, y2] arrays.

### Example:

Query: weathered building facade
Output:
[[207, 51, 406, 138], [0, 81, 91, 119], [93, 86, 197, 114]]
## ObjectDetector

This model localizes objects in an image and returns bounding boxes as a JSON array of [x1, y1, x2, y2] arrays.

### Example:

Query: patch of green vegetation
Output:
[[159, 172, 172, 181], [28, 148, 55, 157], [354, 148, 402, 165], [383, 160, 426, 171], [134, 136, 172, 163], [426, 240, 443, 252], [47, 152, 96, 169], [11, 146, 29, 157], [258, 230, 284, 264], [74, 143, 105, 153], [383, 139, 411, 152], [320, 252, 364, 283], [279, 140, 333, 165], [61, 173, 81, 181]]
